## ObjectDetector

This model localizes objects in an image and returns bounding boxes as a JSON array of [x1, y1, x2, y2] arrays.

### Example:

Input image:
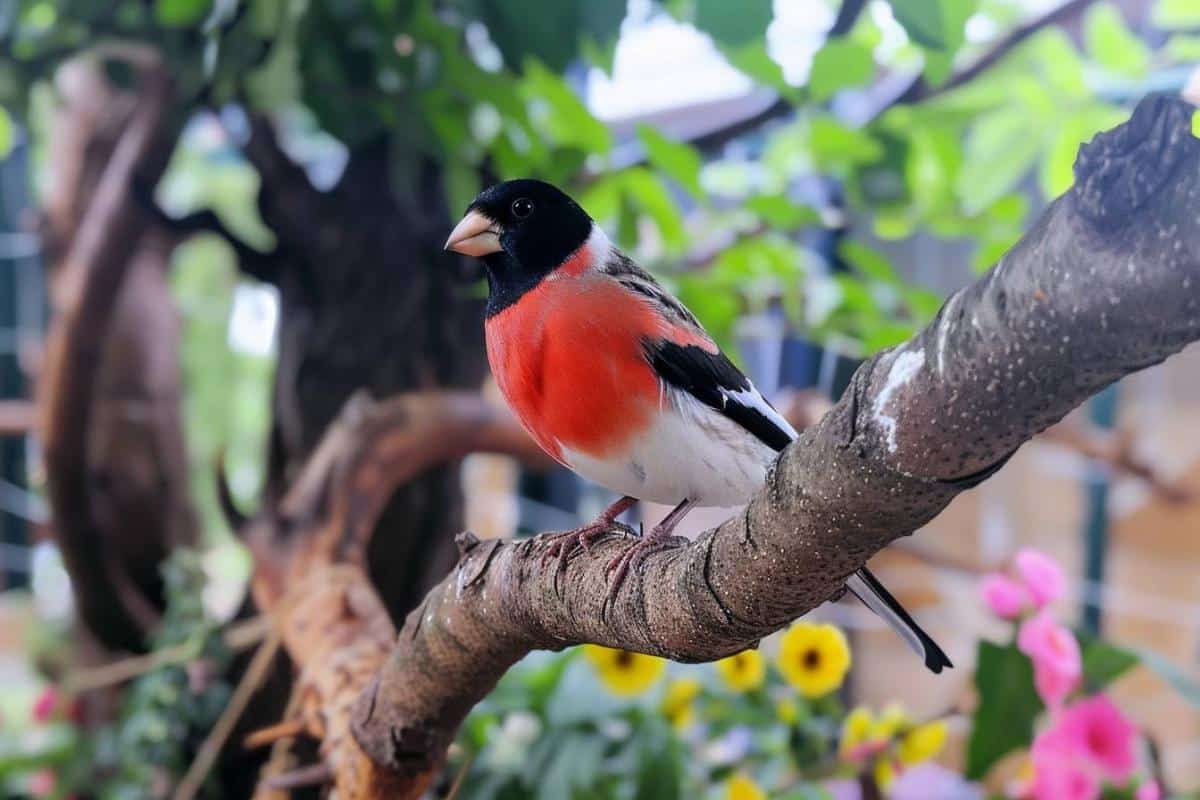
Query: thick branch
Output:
[[352, 95, 1200, 788], [238, 390, 555, 797], [39, 63, 177, 652], [238, 113, 327, 261]]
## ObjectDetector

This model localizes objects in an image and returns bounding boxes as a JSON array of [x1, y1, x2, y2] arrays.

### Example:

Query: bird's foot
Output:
[[539, 521, 613, 573], [537, 496, 637, 577], [603, 524, 687, 607]]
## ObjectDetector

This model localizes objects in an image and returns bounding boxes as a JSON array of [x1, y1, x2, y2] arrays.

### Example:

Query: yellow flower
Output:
[[661, 677, 702, 729], [715, 649, 766, 692], [777, 622, 851, 698], [724, 774, 767, 800], [841, 706, 874, 755], [898, 720, 947, 765], [874, 757, 898, 791], [776, 698, 798, 725], [870, 703, 908, 740], [583, 645, 665, 697]]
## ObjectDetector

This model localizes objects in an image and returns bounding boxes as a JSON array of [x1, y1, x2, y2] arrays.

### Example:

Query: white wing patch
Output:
[[720, 384, 799, 443]]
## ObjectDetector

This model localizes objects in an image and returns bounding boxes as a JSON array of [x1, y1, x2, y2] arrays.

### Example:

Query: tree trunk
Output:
[[38, 55, 196, 651], [246, 129, 486, 619]]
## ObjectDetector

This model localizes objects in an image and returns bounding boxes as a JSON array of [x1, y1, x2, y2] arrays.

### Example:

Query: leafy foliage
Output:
[[1, 551, 235, 798], [2, 0, 1189, 363], [965, 639, 1043, 780]]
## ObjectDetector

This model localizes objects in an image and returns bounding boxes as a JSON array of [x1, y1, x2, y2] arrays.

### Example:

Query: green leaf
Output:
[[678, 276, 741, 350], [922, 49, 955, 85], [579, 173, 624, 224], [1153, 0, 1200, 29], [744, 195, 820, 229], [808, 116, 883, 167], [1085, 5, 1150, 77], [905, 127, 961, 211], [1166, 34, 1200, 61], [0, 106, 12, 159], [1039, 104, 1127, 199], [839, 241, 899, 285], [695, 0, 772, 46], [721, 40, 793, 97], [861, 321, 916, 352], [632, 721, 682, 800], [1040, 117, 1090, 199], [1137, 648, 1200, 707], [620, 168, 686, 250], [892, 0, 974, 51], [156, 0, 211, 27], [1079, 635, 1140, 689], [888, 0, 946, 49], [521, 60, 612, 156], [956, 109, 1040, 215], [637, 125, 704, 200], [808, 40, 875, 102], [580, 0, 626, 74], [527, 731, 606, 800], [966, 640, 1044, 780], [475, 0, 580, 72]]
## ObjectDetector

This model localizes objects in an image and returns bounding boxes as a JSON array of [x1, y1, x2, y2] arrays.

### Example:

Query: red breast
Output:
[[486, 274, 665, 462]]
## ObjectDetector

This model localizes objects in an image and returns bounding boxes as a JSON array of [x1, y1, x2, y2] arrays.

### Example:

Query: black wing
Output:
[[642, 339, 797, 453]]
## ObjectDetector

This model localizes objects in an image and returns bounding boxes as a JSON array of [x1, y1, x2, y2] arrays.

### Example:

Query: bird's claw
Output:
[[538, 522, 609, 575], [603, 530, 687, 608]]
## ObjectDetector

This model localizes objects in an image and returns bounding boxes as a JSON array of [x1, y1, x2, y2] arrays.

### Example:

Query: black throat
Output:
[[481, 250, 552, 318], [482, 224, 592, 318]]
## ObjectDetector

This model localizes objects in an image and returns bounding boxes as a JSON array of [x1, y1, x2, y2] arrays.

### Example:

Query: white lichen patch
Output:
[[936, 290, 962, 376], [872, 348, 925, 452]]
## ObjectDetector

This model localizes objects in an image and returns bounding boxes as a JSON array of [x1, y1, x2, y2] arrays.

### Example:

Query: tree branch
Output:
[[692, 0, 1098, 152], [132, 180, 285, 284], [893, 0, 1099, 107], [39, 61, 178, 652], [829, 0, 868, 38], [233, 390, 556, 798], [237, 113, 327, 260], [350, 95, 1200, 791]]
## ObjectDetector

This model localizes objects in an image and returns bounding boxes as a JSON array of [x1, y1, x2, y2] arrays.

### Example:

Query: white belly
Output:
[[560, 390, 781, 507]]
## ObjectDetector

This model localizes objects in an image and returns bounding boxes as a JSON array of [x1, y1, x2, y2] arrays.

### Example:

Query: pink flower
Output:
[[1015, 549, 1066, 608], [28, 769, 56, 798], [31, 686, 59, 723], [1136, 781, 1162, 800], [1132, 782, 1161, 800], [1057, 695, 1138, 782], [981, 573, 1029, 619], [1018, 611, 1081, 707], [1029, 758, 1099, 800]]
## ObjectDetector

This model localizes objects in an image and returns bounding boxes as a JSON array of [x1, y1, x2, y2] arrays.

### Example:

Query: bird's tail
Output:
[[845, 567, 953, 674]]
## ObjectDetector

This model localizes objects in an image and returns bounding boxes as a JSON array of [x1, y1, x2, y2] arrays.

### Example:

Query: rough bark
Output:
[[235, 391, 559, 798], [38, 54, 193, 652], [349, 95, 1200, 790]]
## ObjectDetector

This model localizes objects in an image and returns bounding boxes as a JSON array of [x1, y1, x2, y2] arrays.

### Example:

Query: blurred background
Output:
[[0, 0, 1198, 796]]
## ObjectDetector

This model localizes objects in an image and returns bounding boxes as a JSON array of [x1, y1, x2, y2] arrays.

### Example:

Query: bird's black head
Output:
[[445, 179, 594, 316]]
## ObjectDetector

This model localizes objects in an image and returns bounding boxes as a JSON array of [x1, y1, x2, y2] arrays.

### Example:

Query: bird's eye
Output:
[[511, 198, 534, 218]]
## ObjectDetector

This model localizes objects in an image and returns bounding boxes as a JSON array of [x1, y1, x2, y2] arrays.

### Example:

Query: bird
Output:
[[445, 178, 952, 674]]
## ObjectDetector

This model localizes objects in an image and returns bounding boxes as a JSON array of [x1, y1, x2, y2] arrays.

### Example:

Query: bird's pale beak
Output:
[[444, 210, 502, 257]]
